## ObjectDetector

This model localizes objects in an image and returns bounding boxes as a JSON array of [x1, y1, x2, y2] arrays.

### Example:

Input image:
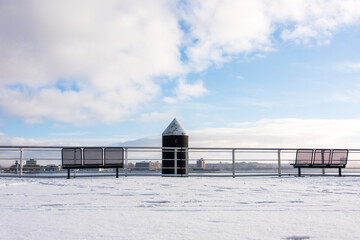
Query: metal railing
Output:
[[1, 146, 360, 177]]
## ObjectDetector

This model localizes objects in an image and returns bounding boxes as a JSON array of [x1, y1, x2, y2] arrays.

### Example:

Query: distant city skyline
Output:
[[1, 1, 360, 148]]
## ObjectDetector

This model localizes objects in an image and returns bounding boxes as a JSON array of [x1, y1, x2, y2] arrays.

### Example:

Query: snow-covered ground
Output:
[[1, 176, 360, 240]]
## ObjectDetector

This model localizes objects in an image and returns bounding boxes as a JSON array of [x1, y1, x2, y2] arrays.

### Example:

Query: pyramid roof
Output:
[[162, 118, 188, 136]]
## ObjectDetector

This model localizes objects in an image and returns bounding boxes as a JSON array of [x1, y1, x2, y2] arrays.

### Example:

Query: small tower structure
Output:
[[162, 118, 189, 175]]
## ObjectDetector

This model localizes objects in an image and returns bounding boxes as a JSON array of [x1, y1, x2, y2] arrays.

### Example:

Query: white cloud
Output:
[[272, 0, 360, 45], [164, 78, 208, 103], [331, 88, 360, 104], [181, 0, 273, 71], [182, 0, 360, 70], [50, 132, 89, 137], [0, 133, 41, 146], [139, 112, 174, 122], [235, 99, 274, 107], [190, 118, 360, 148], [1, 118, 359, 167], [0, 132, 133, 148], [115, 118, 360, 149], [1, 1, 360, 125], [344, 62, 360, 70], [0, 0, 184, 125]]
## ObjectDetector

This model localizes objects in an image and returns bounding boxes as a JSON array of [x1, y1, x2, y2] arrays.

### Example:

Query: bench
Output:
[[62, 147, 124, 179], [292, 149, 348, 176]]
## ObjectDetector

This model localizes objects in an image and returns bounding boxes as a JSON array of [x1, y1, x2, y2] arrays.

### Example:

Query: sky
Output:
[[1, 0, 360, 148]]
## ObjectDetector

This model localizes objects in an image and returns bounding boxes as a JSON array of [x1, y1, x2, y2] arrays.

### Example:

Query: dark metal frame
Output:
[[83, 147, 103, 166], [292, 149, 348, 176], [61, 147, 124, 179], [62, 148, 82, 168], [313, 149, 331, 165], [294, 149, 314, 166], [330, 149, 349, 165], [104, 147, 124, 168]]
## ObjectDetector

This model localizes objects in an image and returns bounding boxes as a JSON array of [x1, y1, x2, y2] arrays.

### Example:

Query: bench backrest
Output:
[[62, 147, 124, 168], [62, 148, 82, 168], [104, 147, 124, 167], [83, 147, 103, 165], [331, 149, 349, 165], [313, 149, 331, 165], [295, 149, 313, 165], [295, 149, 349, 166]]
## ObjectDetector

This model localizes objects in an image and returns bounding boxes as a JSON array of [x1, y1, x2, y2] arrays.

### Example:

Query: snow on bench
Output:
[[62, 147, 124, 179], [292, 149, 348, 176]]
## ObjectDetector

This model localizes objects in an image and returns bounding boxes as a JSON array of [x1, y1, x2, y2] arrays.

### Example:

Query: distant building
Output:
[[43, 164, 61, 172], [127, 162, 135, 169], [9, 159, 41, 172], [149, 162, 162, 171], [196, 158, 205, 169], [134, 161, 162, 171], [9, 160, 61, 173], [23, 159, 41, 172], [26, 159, 37, 165]]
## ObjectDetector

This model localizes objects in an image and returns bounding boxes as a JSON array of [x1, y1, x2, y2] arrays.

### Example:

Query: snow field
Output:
[[1, 176, 360, 239]]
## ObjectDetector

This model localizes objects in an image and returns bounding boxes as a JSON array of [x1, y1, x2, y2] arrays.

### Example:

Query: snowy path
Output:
[[1, 176, 360, 240]]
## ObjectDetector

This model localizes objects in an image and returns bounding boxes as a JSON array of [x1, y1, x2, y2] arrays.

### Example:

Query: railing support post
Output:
[[232, 149, 235, 178], [19, 148, 23, 177], [174, 148, 177, 175], [124, 148, 128, 177], [277, 149, 281, 177], [186, 149, 189, 176], [321, 149, 325, 175]]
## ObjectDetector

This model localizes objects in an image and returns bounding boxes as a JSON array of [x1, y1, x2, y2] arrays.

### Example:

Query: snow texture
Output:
[[1, 176, 360, 239], [162, 118, 188, 136]]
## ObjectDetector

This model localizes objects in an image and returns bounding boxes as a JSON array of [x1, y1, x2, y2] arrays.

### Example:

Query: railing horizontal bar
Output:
[[1, 146, 360, 151]]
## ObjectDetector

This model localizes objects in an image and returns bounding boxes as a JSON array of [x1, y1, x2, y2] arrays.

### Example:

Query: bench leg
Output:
[[298, 168, 301, 177], [116, 168, 119, 178], [339, 168, 342, 177], [67, 169, 70, 179]]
